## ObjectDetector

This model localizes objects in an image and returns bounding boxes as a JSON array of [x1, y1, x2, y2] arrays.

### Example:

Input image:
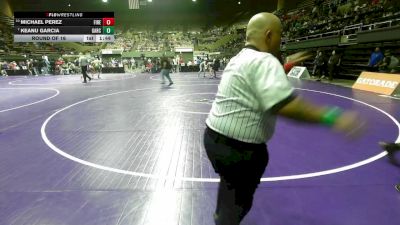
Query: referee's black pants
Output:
[[81, 65, 91, 82], [203, 127, 269, 225]]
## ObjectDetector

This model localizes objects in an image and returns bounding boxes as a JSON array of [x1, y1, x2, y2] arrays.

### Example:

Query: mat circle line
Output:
[[8, 74, 137, 86], [0, 87, 60, 113], [41, 85, 399, 182]]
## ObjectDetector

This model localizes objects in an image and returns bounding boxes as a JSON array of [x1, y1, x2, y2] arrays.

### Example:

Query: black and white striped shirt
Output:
[[206, 47, 294, 144], [79, 55, 89, 67]]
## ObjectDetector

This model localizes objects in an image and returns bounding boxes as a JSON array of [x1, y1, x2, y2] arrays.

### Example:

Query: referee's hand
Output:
[[332, 111, 367, 138], [286, 51, 312, 64]]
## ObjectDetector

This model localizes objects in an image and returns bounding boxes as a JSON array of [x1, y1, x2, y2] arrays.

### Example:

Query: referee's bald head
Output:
[[245, 12, 283, 56]]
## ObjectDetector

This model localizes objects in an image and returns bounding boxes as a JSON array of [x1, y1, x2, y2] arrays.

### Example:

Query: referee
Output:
[[204, 13, 366, 225], [79, 52, 91, 83]]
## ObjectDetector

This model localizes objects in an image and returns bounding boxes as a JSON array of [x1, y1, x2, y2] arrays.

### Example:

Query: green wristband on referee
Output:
[[321, 107, 342, 126]]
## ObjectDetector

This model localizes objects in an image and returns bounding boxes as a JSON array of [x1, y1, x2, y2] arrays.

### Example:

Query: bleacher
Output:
[[297, 0, 315, 9], [1, 0, 399, 80], [298, 39, 400, 80], [340, 41, 400, 78], [280, 0, 400, 79]]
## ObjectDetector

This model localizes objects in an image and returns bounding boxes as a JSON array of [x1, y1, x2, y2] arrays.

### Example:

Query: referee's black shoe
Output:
[[396, 184, 400, 192]]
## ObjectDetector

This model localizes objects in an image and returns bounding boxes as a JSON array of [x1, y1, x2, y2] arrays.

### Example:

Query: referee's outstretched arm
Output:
[[277, 96, 366, 138]]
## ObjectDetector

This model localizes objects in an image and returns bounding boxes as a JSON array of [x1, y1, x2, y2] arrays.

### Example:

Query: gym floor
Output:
[[0, 72, 399, 225]]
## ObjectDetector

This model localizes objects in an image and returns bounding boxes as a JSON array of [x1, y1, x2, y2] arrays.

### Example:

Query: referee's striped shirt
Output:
[[206, 47, 295, 144]]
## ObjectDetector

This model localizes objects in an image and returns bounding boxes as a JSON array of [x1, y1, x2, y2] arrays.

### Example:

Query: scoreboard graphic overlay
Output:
[[14, 12, 115, 43]]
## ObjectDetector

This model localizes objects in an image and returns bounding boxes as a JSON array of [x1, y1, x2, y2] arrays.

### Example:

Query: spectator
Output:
[[327, 50, 342, 81], [160, 57, 173, 86], [368, 47, 384, 71], [9, 61, 17, 70], [379, 50, 399, 73], [32, 59, 40, 76], [27, 59, 33, 76], [312, 50, 326, 80], [198, 59, 206, 78], [43, 55, 51, 75], [371, 0, 380, 5], [1, 61, 8, 76], [211, 58, 220, 79], [130, 58, 135, 70]]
